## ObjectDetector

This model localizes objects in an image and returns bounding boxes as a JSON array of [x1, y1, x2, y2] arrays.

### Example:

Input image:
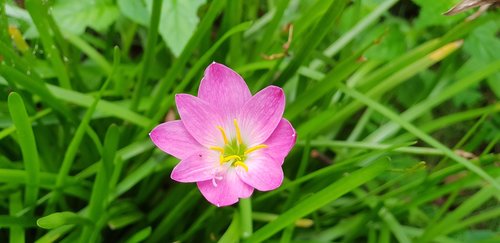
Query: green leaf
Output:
[[37, 212, 92, 229], [146, 0, 207, 57], [52, 0, 119, 35], [412, 0, 464, 28], [118, 0, 149, 26]]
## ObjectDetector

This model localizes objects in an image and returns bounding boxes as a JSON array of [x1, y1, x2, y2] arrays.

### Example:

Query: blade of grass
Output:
[[130, 0, 163, 111], [310, 0, 398, 69], [8, 92, 40, 211], [79, 124, 120, 243], [252, 0, 290, 57], [9, 192, 25, 243], [393, 103, 500, 143], [275, 0, 349, 86], [124, 227, 152, 243], [25, 0, 71, 89], [46, 84, 150, 127], [0, 215, 36, 227], [0, 64, 74, 120], [285, 46, 365, 120], [418, 186, 497, 242], [37, 212, 92, 229], [146, 189, 200, 242], [297, 139, 444, 155]]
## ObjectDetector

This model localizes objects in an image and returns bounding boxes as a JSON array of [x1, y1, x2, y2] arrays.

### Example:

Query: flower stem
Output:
[[239, 197, 253, 238]]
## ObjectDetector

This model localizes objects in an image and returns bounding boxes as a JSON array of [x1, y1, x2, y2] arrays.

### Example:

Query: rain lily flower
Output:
[[150, 62, 296, 207]]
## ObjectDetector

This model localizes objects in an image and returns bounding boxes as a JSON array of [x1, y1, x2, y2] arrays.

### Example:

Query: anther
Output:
[[210, 146, 224, 153], [233, 119, 243, 145], [234, 161, 249, 171], [222, 155, 242, 162], [217, 126, 229, 144], [244, 144, 268, 155]]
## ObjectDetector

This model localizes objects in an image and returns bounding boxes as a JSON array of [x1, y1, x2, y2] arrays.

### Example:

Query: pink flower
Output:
[[150, 62, 296, 207]]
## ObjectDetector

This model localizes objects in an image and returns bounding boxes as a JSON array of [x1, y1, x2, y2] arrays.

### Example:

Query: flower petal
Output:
[[171, 150, 219, 183], [197, 170, 254, 207], [150, 120, 204, 159], [236, 153, 284, 191], [239, 86, 285, 146], [263, 119, 296, 163], [175, 94, 224, 147], [198, 62, 252, 119]]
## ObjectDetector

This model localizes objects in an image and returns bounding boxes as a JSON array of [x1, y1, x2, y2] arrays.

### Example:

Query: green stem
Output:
[[239, 197, 253, 238]]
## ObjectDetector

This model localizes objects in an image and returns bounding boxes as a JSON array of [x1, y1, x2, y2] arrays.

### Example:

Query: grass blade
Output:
[[8, 92, 40, 210]]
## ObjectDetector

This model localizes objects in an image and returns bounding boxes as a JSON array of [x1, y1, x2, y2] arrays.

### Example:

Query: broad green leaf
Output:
[[146, 0, 207, 57], [52, 0, 119, 35], [118, 0, 149, 26]]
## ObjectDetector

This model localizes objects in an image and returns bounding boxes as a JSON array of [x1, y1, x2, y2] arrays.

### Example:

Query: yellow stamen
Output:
[[209, 146, 225, 154], [219, 155, 224, 164], [222, 155, 242, 162], [233, 119, 243, 145], [234, 161, 248, 171], [244, 144, 268, 155], [217, 126, 229, 144]]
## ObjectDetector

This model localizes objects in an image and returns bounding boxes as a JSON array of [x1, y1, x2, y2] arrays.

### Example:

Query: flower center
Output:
[[209, 119, 267, 171]]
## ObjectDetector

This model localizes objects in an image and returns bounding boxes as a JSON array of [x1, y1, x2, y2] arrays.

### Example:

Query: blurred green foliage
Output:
[[0, 0, 499, 242]]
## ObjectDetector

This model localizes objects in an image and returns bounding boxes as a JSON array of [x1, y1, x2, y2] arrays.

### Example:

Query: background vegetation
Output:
[[0, 0, 499, 242]]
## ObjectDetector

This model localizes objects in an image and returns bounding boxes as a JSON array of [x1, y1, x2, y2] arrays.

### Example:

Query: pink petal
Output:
[[197, 170, 254, 207], [175, 94, 224, 147], [263, 119, 296, 164], [198, 62, 252, 119], [171, 150, 219, 183], [150, 121, 204, 159], [236, 153, 284, 191], [239, 86, 285, 146]]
